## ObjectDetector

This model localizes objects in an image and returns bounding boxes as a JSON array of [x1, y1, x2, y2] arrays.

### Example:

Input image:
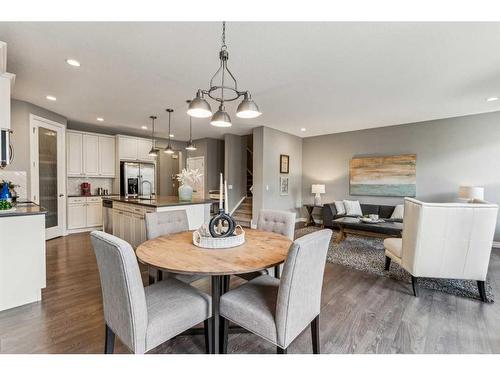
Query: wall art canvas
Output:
[[349, 154, 416, 197], [280, 176, 289, 196], [280, 154, 289, 174]]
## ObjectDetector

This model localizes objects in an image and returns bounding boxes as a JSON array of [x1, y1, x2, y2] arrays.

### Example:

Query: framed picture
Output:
[[280, 176, 289, 196], [280, 154, 289, 174]]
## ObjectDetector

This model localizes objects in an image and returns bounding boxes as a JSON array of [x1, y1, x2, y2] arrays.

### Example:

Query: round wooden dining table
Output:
[[135, 228, 292, 354]]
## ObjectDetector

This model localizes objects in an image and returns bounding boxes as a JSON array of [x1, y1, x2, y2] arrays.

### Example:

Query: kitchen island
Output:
[[0, 202, 47, 312], [104, 196, 212, 248]]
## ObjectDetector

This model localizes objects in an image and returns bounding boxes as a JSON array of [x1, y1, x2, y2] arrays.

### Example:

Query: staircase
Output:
[[232, 196, 253, 228]]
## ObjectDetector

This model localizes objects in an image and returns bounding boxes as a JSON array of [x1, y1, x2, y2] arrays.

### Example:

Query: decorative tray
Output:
[[359, 217, 385, 224], [193, 225, 245, 249]]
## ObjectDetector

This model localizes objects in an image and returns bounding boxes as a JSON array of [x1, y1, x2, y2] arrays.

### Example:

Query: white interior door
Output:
[[186, 156, 205, 199], [30, 115, 66, 240]]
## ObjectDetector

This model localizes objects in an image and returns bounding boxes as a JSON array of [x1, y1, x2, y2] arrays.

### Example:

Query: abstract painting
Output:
[[349, 154, 416, 197]]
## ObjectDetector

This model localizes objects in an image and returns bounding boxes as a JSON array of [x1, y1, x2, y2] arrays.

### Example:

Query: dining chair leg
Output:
[[311, 315, 320, 354], [220, 316, 229, 354], [274, 265, 281, 279], [384, 256, 391, 271], [148, 275, 155, 285], [157, 270, 163, 282], [277, 346, 287, 354], [203, 319, 212, 354], [104, 324, 115, 354], [411, 276, 418, 297], [211, 275, 221, 354], [477, 280, 487, 302]]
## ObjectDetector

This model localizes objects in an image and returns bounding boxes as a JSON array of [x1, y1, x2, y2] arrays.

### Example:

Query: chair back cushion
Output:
[[90, 231, 148, 353], [275, 229, 333, 347], [257, 209, 296, 240], [402, 198, 498, 281], [145, 210, 189, 240]]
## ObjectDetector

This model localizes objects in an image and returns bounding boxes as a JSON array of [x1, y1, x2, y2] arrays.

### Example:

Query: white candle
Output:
[[219, 173, 223, 210], [224, 180, 228, 213]]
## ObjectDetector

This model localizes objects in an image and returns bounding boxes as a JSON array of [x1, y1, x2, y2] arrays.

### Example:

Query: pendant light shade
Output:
[[185, 140, 197, 151], [164, 108, 175, 154], [187, 90, 212, 118], [148, 115, 159, 157], [210, 105, 232, 127], [236, 94, 261, 119]]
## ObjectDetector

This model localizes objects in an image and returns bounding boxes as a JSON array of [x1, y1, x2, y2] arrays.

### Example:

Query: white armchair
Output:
[[384, 198, 498, 302]]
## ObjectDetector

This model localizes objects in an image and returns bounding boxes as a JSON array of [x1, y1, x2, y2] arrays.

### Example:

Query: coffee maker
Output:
[[81, 182, 91, 196]]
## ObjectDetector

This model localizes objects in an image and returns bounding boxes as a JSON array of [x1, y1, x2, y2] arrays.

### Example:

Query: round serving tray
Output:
[[193, 225, 245, 249]]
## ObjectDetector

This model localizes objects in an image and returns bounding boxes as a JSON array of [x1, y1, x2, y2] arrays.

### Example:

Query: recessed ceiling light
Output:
[[141, 126, 148, 130], [169, 134, 174, 138], [66, 59, 81, 67], [486, 97, 498, 102], [300, 128, 306, 132], [46, 95, 57, 101], [97, 117, 104, 122]]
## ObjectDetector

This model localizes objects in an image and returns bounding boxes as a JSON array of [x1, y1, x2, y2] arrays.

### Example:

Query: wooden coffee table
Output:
[[334, 217, 403, 243]]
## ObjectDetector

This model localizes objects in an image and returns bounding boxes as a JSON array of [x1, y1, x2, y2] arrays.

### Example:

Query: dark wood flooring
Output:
[[1, 232, 499, 354]]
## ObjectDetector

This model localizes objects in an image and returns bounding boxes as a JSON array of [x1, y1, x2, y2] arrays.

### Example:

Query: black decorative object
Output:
[[209, 208, 236, 238]]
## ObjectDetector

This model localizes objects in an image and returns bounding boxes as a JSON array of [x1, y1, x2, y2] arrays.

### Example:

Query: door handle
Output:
[[59, 194, 65, 197]]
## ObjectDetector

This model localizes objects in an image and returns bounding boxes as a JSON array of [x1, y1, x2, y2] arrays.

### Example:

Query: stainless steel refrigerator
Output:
[[120, 161, 156, 197]]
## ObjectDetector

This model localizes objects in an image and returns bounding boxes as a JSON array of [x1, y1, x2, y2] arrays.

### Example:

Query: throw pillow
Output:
[[334, 201, 346, 215], [390, 204, 404, 220], [343, 200, 362, 216]]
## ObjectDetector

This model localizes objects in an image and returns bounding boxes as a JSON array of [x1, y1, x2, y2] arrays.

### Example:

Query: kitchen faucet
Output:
[[141, 180, 153, 199]]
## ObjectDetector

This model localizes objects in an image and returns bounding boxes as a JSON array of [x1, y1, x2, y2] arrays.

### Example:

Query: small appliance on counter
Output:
[[97, 187, 103, 195], [81, 182, 91, 196]]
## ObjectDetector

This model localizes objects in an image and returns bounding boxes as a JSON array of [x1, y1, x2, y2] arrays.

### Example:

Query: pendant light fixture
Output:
[[164, 109, 175, 154], [187, 21, 261, 127], [148, 115, 160, 157], [185, 100, 197, 151]]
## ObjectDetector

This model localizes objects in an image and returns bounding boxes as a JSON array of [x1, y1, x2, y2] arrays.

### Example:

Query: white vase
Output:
[[178, 184, 193, 201]]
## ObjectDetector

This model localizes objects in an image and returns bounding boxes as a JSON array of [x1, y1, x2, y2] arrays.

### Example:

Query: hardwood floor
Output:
[[1, 231, 499, 354]]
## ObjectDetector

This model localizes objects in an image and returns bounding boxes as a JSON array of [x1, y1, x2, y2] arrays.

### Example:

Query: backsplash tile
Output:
[[67, 177, 115, 196], [0, 170, 27, 199]]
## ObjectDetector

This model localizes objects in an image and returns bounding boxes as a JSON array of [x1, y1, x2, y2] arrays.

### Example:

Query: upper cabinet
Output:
[[117, 135, 154, 162], [67, 130, 116, 177]]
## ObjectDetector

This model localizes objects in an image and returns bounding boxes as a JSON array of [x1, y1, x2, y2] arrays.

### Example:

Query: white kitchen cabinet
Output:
[[137, 139, 154, 161], [67, 197, 103, 230], [83, 134, 99, 176], [67, 132, 83, 176], [118, 136, 139, 160], [118, 135, 154, 162], [67, 202, 86, 229], [99, 136, 116, 177]]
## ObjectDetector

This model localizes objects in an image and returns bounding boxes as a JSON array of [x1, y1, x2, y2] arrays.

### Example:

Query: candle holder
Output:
[[208, 208, 236, 238]]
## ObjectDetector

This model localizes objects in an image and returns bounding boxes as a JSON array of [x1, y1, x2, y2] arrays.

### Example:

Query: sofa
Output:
[[322, 202, 402, 236]]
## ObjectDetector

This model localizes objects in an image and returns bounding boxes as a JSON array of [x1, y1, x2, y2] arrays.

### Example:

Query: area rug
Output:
[[295, 226, 494, 302]]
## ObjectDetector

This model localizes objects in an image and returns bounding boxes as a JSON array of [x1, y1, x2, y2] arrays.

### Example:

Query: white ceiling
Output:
[[1, 22, 500, 140]]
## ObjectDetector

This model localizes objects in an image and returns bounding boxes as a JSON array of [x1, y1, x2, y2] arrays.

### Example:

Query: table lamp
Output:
[[458, 186, 484, 203], [311, 184, 326, 206]]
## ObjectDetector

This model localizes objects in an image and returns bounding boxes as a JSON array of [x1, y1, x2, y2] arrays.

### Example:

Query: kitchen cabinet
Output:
[[67, 196, 103, 230], [99, 136, 116, 176], [83, 134, 99, 176], [111, 202, 153, 248], [67, 132, 83, 176], [117, 135, 154, 162], [67, 131, 115, 177]]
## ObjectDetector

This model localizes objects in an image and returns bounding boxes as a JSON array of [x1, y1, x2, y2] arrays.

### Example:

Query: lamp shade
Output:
[[187, 94, 212, 118], [311, 184, 325, 194], [458, 186, 484, 200], [210, 106, 232, 127], [236, 97, 261, 119]]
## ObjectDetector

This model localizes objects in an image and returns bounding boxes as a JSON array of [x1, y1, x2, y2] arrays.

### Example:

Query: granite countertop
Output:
[[68, 194, 120, 198], [0, 201, 47, 217], [108, 196, 214, 208]]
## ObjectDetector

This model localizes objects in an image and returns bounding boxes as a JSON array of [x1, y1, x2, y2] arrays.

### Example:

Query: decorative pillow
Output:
[[390, 204, 404, 220], [343, 200, 362, 216], [334, 201, 346, 215]]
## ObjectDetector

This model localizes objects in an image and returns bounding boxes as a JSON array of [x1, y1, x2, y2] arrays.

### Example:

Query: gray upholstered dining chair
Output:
[[220, 229, 332, 354], [145, 210, 205, 285], [90, 231, 212, 354], [239, 209, 296, 281]]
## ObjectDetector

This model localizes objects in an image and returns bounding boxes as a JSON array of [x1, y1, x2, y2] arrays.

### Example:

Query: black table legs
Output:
[[210, 275, 221, 354]]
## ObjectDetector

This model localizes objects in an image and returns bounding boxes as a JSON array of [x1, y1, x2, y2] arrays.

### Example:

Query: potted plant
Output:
[[176, 169, 203, 202], [1, 180, 18, 203]]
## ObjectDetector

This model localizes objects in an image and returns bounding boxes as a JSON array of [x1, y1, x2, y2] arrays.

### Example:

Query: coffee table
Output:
[[333, 217, 403, 243]]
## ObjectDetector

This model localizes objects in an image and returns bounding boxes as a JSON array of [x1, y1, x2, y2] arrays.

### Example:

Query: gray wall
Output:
[[6, 99, 67, 197], [302, 111, 500, 241], [253, 126, 303, 224], [224, 134, 247, 212]]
